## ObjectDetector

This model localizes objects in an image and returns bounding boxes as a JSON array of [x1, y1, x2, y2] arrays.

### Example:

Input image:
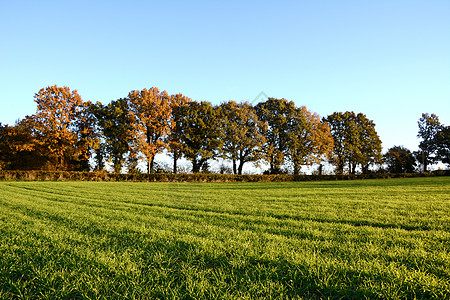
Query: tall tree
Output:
[[128, 87, 172, 173], [72, 101, 100, 171], [384, 146, 416, 173], [255, 98, 296, 174], [167, 93, 192, 173], [434, 125, 450, 166], [417, 113, 442, 172], [324, 111, 382, 174], [288, 106, 334, 175], [33, 85, 84, 170], [179, 101, 223, 173], [356, 113, 383, 173], [323, 112, 347, 174], [219, 101, 266, 174], [91, 99, 134, 173]]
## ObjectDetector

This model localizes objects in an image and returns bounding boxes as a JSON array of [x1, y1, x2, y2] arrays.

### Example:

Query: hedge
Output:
[[0, 170, 449, 182]]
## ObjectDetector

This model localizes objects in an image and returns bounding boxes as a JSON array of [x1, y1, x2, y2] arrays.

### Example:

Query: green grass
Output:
[[0, 177, 449, 299]]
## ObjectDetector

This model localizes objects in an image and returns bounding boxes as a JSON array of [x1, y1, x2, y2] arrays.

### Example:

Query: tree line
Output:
[[0, 85, 448, 174]]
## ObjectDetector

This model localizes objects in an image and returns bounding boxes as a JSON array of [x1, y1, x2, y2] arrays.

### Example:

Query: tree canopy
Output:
[[324, 111, 382, 174], [1, 84, 448, 174]]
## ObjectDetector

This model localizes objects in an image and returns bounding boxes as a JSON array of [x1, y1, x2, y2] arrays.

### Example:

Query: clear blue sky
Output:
[[1, 0, 449, 152]]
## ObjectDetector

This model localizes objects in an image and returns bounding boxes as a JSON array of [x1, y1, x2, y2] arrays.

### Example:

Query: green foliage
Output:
[[178, 101, 223, 173], [435, 126, 450, 165], [325, 111, 382, 175], [167, 94, 192, 174], [384, 146, 416, 173], [219, 101, 266, 174], [417, 113, 443, 172], [0, 178, 449, 299], [255, 98, 296, 174], [90, 99, 134, 173]]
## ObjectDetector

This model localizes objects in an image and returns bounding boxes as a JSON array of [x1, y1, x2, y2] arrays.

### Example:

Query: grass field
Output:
[[0, 177, 449, 299]]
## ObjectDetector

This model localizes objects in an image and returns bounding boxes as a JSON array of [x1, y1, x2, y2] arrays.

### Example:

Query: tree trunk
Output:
[[293, 158, 300, 175], [192, 157, 200, 173], [238, 158, 244, 175], [149, 154, 155, 174], [232, 159, 237, 175], [423, 151, 427, 172], [173, 152, 178, 174]]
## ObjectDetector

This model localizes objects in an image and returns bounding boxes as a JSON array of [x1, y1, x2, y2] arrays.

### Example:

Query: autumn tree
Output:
[[288, 106, 334, 175], [384, 146, 416, 173], [127, 87, 171, 174], [417, 113, 442, 172], [167, 93, 192, 173], [219, 100, 266, 174], [90, 99, 134, 173], [0, 117, 48, 170], [324, 111, 382, 174], [33, 85, 86, 170], [179, 101, 223, 173], [255, 98, 296, 174]]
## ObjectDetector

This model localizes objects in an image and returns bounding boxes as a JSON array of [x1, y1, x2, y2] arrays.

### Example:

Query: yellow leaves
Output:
[[33, 85, 87, 169], [127, 88, 172, 172]]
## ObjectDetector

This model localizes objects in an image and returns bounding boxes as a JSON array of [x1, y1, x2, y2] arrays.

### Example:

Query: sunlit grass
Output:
[[0, 177, 449, 299]]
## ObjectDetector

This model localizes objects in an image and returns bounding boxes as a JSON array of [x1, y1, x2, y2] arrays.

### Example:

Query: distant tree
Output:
[[324, 111, 382, 174], [356, 113, 383, 173], [434, 125, 450, 166], [322, 112, 347, 174], [288, 106, 334, 175], [219, 100, 266, 175], [167, 93, 192, 174], [179, 101, 223, 173], [254, 98, 296, 174], [32, 85, 85, 170], [90, 99, 134, 173], [0, 117, 48, 170], [127, 87, 171, 173], [71, 101, 100, 171], [417, 113, 442, 172], [384, 146, 416, 173]]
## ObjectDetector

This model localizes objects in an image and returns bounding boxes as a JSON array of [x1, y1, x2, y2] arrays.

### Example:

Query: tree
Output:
[[128, 87, 172, 173], [219, 100, 266, 174], [90, 99, 134, 173], [417, 113, 442, 172], [72, 101, 100, 171], [33, 85, 84, 170], [324, 111, 382, 174], [254, 98, 296, 174], [288, 106, 334, 175], [434, 126, 450, 166], [356, 113, 383, 173], [0, 117, 48, 170], [179, 101, 223, 173], [384, 146, 416, 173], [167, 93, 192, 173]]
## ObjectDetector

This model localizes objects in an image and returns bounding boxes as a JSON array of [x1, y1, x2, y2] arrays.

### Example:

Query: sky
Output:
[[1, 0, 449, 153]]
